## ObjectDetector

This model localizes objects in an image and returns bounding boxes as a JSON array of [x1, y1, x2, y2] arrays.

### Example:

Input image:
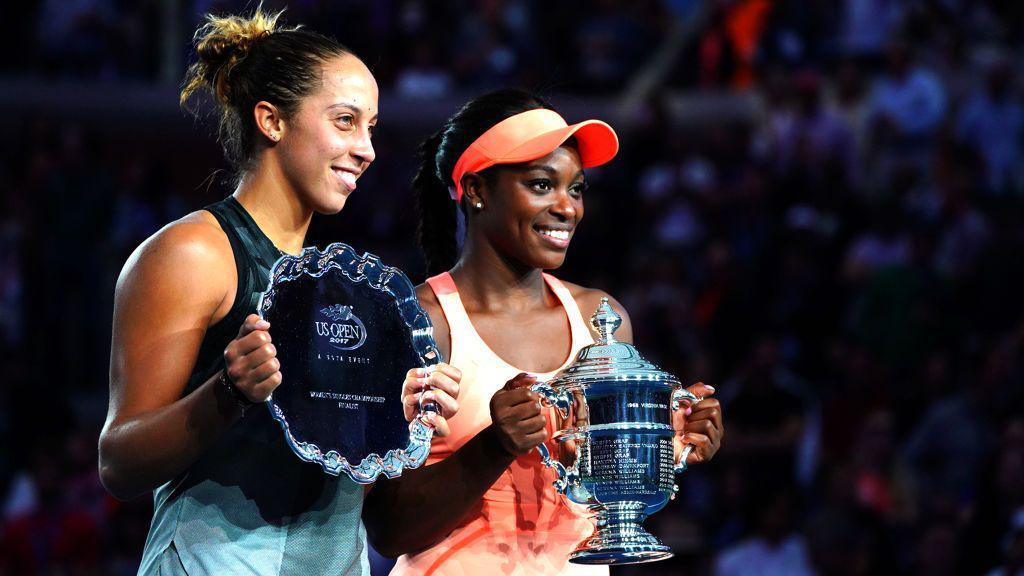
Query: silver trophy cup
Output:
[[532, 298, 698, 565]]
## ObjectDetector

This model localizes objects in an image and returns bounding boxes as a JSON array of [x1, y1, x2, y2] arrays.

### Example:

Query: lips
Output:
[[533, 225, 573, 249], [332, 167, 359, 192]]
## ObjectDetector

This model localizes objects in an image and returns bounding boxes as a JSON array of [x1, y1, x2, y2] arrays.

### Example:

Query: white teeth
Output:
[[335, 169, 357, 190], [539, 229, 570, 240]]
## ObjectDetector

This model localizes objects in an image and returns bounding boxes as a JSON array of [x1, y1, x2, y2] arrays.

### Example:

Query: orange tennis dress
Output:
[[390, 272, 607, 576]]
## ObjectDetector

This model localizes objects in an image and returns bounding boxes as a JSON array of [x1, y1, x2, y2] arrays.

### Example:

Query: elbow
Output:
[[364, 516, 403, 558], [98, 434, 145, 501]]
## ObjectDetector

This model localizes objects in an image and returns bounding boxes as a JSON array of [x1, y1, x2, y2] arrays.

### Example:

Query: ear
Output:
[[461, 172, 487, 211], [253, 101, 285, 143]]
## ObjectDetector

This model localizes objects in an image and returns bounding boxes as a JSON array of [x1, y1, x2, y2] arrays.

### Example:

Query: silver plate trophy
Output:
[[257, 242, 440, 483], [532, 298, 699, 564]]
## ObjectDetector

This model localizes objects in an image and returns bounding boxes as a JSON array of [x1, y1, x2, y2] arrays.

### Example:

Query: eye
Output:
[[570, 181, 588, 197], [335, 115, 355, 129], [529, 178, 553, 192], [368, 124, 376, 139]]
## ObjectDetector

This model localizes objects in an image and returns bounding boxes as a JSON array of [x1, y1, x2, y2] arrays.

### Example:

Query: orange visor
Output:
[[449, 108, 619, 203]]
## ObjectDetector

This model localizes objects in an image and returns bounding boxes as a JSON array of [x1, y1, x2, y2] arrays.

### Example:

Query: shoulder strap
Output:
[[425, 272, 476, 336], [542, 274, 595, 349]]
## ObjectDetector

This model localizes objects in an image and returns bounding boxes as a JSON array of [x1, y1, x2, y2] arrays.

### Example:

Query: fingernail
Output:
[[705, 385, 715, 393], [685, 407, 693, 416], [414, 368, 426, 378]]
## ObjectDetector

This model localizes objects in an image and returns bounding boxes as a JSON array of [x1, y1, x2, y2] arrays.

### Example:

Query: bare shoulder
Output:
[[115, 210, 235, 320], [415, 282, 451, 361], [557, 278, 634, 343], [559, 279, 631, 321]]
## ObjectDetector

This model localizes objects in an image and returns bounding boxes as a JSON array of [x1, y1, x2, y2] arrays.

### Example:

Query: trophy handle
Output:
[[531, 382, 575, 494], [671, 386, 701, 474]]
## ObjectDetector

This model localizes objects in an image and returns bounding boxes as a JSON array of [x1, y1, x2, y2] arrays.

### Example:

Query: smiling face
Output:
[[273, 53, 378, 214], [468, 145, 587, 270]]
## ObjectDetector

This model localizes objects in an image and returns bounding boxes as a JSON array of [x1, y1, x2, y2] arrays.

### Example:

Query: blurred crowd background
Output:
[[2, 1, 1023, 575]]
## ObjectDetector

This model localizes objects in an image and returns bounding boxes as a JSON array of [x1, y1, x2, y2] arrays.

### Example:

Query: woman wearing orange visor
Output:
[[364, 89, 724, 575]]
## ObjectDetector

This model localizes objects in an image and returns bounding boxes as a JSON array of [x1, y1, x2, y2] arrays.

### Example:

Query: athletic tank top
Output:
[[137, 196, 370, 576], [391, 272, 608, 576]]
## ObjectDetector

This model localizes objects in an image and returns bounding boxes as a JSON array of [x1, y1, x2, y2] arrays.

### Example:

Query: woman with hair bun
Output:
[[98, 6, 459, 575], [363, 89, 724, 575]]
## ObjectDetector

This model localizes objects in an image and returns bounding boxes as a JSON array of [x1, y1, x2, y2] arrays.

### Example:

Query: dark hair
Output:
[[413, 89, 554, 276], [180, 5, 354, 173]]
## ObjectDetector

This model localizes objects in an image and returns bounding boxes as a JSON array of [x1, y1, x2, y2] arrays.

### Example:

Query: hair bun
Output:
[[181, 4, 290, 106]]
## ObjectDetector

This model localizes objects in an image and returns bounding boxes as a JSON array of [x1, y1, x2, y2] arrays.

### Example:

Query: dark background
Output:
[[1, 1, 1023, 575]]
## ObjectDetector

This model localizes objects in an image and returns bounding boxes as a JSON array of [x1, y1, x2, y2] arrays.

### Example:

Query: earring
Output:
[[271, 133, 280, 141], [474, 201, 483, 209]]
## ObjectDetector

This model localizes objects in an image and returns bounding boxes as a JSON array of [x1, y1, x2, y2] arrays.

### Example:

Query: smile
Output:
[[534, 226, 572, 248], [332, 167, 359, 192]]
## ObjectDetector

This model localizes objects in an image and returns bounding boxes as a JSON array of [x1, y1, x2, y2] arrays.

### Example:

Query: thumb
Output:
[[685, 382, 716, 400], [503, 373, 537, 392], [237, 313, 270, 338]]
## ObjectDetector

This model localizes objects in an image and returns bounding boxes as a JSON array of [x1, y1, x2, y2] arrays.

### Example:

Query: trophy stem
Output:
[[569, 502, 674, 565]]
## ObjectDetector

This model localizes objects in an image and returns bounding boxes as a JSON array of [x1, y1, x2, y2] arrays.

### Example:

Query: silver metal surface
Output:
[[533, 298, 698, 565]]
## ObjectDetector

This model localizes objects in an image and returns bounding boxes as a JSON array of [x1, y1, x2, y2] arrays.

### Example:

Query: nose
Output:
[[352, 129, 376, 165], [550, 189, 578, 221]]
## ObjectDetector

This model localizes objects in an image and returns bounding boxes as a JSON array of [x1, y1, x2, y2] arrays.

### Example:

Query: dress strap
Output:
[[426, 272, 480, 349], [541, 274, 595, 348]]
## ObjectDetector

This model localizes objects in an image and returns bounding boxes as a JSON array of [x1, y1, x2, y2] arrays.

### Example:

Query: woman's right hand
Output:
[[489, 373, 548, 456], [223, 314, 282, 402]]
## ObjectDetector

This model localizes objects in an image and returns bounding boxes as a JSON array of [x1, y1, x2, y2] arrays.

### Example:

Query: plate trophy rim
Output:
[[257, 241, 440, 484]]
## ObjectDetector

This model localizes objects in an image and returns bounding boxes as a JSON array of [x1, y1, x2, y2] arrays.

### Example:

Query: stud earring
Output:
[[474, 202, 483, 209], [271, 133, 280, 141]]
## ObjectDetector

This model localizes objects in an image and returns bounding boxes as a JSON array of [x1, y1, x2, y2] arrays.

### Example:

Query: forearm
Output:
[[99, 371, 242, 500], [364, 424, 516, 557]]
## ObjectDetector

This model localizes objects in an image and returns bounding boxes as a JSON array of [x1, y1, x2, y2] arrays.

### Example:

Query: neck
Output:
[[232, 159, 312, 255], [450, 236, 550, 313]]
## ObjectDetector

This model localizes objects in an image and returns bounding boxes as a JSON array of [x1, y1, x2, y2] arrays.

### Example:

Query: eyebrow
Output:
[[327, 103, 378, 122], [522, 164, 585, 180]]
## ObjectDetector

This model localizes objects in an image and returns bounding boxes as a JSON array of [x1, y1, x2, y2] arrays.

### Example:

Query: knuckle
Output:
[[269, 358, 281, 371]]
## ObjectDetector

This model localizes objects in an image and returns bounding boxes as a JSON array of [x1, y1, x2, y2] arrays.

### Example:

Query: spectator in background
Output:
[[866, 42, 947, 183], [913, 522, 962, 576], [956, 56, 1024, 194], [839, 0, 902, 60], [718, 335, 811, 487], [714, 488, 815, 576], [756, 69, 858, 189], [842, 202, 911, 282], [0, 445, 102, 575], [395, 40, 454, 99], [987, 510, 1024, 576]]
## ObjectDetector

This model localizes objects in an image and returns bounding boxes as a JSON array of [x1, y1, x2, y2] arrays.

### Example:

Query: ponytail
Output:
[[413, 131, 459, 277]]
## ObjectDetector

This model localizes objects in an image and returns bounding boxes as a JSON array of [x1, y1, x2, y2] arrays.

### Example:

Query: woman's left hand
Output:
[[402, 362, 461, 437], [673, 382, 723, 466]]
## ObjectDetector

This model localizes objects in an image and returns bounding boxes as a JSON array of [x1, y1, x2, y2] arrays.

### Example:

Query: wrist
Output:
[[218, 370, 255, 416], [481, 424, 519, 461]]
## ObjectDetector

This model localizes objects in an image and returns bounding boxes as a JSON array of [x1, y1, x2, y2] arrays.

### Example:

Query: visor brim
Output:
[[494, 119, 619, 169]]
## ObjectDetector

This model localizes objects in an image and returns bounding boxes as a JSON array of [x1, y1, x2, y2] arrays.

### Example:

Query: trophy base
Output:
[[569, 502, 674, 565]]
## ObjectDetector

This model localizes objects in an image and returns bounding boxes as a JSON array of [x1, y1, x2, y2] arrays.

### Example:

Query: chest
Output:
[[467, 307, 574, 374]]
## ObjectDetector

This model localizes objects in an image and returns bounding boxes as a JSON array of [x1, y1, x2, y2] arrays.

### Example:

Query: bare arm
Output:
[[99, 217, 282, 500], [364, 284, 544, 556], [364, 420, 518, 557]]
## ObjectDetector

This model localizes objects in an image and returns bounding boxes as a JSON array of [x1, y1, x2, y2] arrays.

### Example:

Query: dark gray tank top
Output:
[[137, 196, 369, 575]]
